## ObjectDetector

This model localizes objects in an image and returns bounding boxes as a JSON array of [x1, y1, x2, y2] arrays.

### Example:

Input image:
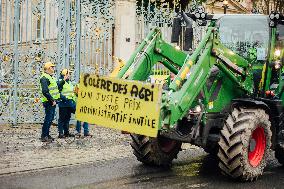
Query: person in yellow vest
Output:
[[74, 83, 92, 137], [57, 69, 76, 138], [40, 62, 60, 142]]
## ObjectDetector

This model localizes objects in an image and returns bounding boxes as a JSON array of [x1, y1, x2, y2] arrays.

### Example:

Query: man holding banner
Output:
[[57, 69, 76, 138]]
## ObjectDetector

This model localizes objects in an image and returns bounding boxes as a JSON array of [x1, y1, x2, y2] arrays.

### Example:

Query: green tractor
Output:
[[114, 11, 284, 181]]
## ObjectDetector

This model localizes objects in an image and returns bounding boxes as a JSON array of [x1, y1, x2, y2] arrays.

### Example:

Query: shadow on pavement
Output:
[[91, 155, 284, 189]]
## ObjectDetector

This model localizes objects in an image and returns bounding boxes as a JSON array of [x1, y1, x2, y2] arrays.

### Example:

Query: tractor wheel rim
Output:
[[159, 137, 177, 153], [248, 126, 266, 167]]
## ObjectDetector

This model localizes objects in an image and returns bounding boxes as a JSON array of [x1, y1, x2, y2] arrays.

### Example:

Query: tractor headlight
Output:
[[270, 12, 280, 20], [275, 49, 281, 57], [194, 105, 202, 113], [195, 12, 200, 19], [269, 21, 275, 27], [175, 45, 181, 50], [274, 60, 282, 70]]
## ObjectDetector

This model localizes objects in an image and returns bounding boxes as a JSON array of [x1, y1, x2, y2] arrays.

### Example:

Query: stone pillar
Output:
[[114, 0, 136, 62]]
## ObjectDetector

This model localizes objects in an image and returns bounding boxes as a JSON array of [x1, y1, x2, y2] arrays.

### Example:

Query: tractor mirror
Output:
[[171, 12, 194, 50], [171, 17, 182, 43], [184, 28, 193, 51]]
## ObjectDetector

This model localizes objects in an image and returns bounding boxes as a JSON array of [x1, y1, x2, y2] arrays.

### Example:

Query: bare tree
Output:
[[136, 0, 284, 14], [252, 0, 284, 14]]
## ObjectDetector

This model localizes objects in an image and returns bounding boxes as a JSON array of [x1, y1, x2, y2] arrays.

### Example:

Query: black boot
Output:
[[48, 135, 55, 141], [64, 132, 75, 137], [58, 134, 65, 138], [41, 136, 52, 142]]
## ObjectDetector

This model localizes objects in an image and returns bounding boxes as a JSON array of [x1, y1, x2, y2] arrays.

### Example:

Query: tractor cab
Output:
[[216, 15, 270, 94], [217, 15, 270, 63], [276, 24, 284, 61]]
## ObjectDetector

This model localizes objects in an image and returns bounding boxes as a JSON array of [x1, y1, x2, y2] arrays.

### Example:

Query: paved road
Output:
[[1, 125, 284, 189], [1, 148, 284, 189]]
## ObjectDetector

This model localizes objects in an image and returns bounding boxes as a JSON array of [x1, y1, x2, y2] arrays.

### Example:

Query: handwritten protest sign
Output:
[[75, 74, 163, 137]]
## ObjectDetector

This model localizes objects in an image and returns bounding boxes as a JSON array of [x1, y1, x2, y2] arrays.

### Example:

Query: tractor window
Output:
[[277, 24, 284, 48], [277, 24, 284, 39], [217, 15, 270, 61]]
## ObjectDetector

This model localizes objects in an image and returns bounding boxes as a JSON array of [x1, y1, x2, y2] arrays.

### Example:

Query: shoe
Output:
[[48, 135, 55, 141], [64, 133, 75, 137], [75, 133, 81, 137], [41, 136, 52, 142], [84, 133, 93, 137], [58, 134, 65, 139]]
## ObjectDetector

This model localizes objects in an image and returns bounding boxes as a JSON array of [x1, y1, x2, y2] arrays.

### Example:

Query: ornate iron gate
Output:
[[80, 0, 115, 76], [135, 0, 204, 51], [0, 0, 115, 124]]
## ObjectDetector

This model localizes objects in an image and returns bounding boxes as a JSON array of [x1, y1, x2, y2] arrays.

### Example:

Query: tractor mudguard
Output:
[[231, 98, 271, 114]]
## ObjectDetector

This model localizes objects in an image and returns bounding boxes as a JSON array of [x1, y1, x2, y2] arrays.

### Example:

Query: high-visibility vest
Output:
[[61, 80, 75, 101], [40, 72, 60, 102]]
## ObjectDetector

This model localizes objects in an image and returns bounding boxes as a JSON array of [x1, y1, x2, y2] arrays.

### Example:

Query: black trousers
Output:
[[58, 107, 73, 135]]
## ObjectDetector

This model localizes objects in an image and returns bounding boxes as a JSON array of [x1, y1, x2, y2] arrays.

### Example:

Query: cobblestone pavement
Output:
[[0, 124, 199, 175]]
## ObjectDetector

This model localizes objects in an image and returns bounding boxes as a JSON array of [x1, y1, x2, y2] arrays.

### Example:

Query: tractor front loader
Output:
[[112, 12, 284, 181]]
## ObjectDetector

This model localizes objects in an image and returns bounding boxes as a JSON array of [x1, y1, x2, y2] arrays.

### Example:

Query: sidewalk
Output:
[[0, 124, 132, 175], [0, 124, 201, 175]]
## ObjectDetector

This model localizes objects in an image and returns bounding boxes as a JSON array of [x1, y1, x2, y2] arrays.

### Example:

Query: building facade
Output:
[[206, 0, 253, 14]]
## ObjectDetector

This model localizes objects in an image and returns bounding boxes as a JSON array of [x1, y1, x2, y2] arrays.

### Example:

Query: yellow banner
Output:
[[75, 74, 163, 137]]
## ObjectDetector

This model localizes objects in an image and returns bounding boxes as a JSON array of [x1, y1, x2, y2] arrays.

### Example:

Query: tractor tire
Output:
[[275, 112, 284, 165], [130, 134, 182, 166], [217, 107, 272, 181]]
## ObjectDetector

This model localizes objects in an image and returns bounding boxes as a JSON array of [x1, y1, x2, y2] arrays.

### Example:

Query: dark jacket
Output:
[[41, 74, 66, 105], [40, 75, 54, 104], [57, 75, 76, 109]]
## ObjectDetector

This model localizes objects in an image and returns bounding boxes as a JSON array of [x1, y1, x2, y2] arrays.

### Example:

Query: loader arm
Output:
[[164, 27, 254, 127], [116, 25, 254, 130], [116, 28, 188, 80]]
